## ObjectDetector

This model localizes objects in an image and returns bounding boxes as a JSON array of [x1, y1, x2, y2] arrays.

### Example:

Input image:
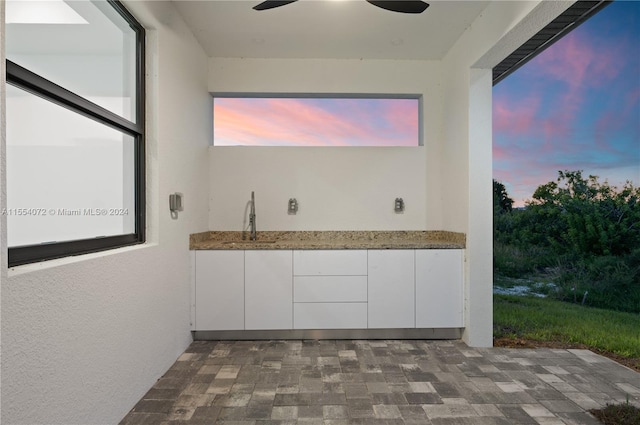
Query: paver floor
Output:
[[119, 340, 640, 424]]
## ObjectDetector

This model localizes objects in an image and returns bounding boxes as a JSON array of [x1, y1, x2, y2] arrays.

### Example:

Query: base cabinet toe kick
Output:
[[193, 328, 463, 340], [192, 249, 463, 338]]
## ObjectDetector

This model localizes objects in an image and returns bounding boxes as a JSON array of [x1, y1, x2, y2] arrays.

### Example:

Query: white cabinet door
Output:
[[368, 250, 415, 328], [293, 250, 367, 276], [245, 250, 293, 330], [415, 249, 463, 328], [195, 250, 244, 330]]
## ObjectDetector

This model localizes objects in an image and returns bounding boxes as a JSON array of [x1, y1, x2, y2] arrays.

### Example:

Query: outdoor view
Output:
[[213, 97, 419, 146], [492, 2, 640, 414]]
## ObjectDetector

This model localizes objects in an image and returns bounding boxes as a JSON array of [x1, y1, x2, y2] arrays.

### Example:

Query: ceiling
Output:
[[171, 0, 490, 60]]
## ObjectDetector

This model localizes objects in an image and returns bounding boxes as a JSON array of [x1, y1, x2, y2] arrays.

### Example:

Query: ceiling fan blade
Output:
[[366, 1, 429, 14], [253, 1, 299, 11]]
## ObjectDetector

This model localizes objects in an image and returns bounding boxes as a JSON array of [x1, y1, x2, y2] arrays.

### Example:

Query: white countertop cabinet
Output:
[[245, 250, 293, 330], [368, 250, 415, 328], [415, 249, 464, 328], [193, 248, 463, 332], [194, 250, 244, 330]]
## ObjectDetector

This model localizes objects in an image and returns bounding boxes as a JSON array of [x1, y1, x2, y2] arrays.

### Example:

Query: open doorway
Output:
[[491, 1, 640, 372]]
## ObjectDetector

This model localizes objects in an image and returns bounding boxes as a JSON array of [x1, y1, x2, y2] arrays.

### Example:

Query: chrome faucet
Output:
[[249, 191, 256, 241]]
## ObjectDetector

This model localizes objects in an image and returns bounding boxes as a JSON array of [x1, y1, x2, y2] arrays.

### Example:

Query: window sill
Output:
[[8, 242, 157, 277]]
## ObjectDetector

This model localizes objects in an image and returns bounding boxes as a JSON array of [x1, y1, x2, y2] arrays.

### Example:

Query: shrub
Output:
[[493, 172, 640, 312], [590, 401, 640, 425], [493, 241, 555, 277], [556, 253, 640, 313]]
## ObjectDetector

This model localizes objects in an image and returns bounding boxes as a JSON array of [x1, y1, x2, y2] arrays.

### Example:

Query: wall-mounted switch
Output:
[[288, 198, 298, 215], [394, 197, 404, 213], [170, 192, 183, 219]]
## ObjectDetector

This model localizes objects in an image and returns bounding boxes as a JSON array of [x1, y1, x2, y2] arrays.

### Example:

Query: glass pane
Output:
[[213, 97, 420, 146], [6, 84, 136, 247], [6, 0, 138, 122]]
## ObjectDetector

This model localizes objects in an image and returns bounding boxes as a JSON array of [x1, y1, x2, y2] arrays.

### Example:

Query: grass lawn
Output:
[[494, 294, 640, 371]]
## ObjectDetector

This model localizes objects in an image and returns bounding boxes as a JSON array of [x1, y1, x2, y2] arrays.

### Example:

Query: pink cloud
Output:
[[492, 145, 509, 161], [541, 116, 572, 147], [214, 102, 307, 145], [215, 99, 359, 146], [493, 95, 541, 136], [533, 31, 621, 89], [383, 100, 419, 137], [266, 99, 369, 145], [524, 30, 625, 143], [626, 87, 640, 110]]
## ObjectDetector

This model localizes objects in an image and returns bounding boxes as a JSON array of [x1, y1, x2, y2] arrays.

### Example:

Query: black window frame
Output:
[[6, 0, 145, 267]]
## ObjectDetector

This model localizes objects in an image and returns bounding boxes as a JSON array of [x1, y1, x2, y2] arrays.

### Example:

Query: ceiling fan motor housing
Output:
[[253, 0, 430, 14]]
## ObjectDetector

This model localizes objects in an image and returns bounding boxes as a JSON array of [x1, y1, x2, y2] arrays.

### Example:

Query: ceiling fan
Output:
[[253, 1, 429, 14]]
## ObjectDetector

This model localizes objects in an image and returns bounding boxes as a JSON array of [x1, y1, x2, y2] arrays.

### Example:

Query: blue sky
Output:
[[493, 0, 640, 206]]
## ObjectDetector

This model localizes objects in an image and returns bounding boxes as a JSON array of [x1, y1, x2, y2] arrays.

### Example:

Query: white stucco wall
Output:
[[0, 1, 211, 424], [208, 58, 444, 230], [210, 146, 427, 231]]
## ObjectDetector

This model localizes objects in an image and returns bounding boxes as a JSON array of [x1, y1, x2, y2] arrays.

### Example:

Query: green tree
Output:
[[527, 170, 640, 257], [493, 179, 514, 214], [493, 170, 640, 312]]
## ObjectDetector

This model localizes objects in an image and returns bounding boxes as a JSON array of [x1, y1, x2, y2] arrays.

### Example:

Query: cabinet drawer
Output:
[[293, 250, 367, 276], [294, 276, 367, 302], [294, 302, 367, 329]]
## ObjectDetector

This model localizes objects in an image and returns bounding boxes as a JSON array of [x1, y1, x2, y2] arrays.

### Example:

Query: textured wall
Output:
[[0, 1, 211, 424]]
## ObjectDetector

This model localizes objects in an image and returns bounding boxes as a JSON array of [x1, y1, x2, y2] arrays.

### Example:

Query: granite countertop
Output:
[[190, 230, 465, 250]]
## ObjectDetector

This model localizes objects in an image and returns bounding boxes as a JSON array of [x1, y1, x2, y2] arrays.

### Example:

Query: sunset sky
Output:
[[214, 97, 419, 147], [493, 0, 640, 206]]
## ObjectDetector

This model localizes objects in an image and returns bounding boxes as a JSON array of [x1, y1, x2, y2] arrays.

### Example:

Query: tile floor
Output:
[[119, 340, 639, 425]]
